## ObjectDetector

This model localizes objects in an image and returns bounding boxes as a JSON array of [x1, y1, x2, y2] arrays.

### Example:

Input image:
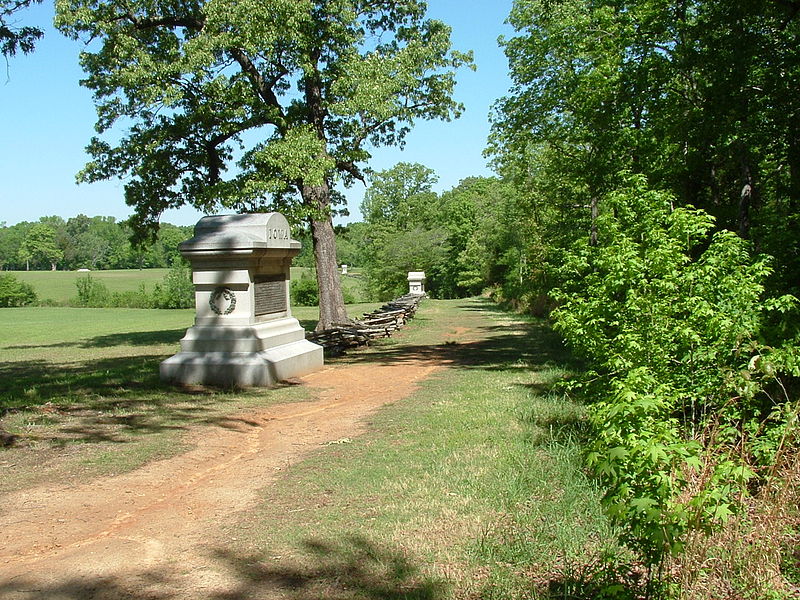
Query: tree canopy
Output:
[[1, 0, 43, 57], [55, 0, 472, 328], [489, 0, 800, 297]]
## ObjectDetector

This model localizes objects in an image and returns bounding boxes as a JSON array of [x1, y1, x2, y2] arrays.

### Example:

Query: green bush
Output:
[[109, 284, 154, 308], [290, 272, 356, 307], [74, 274, 110, 307], [73, 264, 194, 309], [0, 273, 38, 307], [291, 273, 319, 307], [152, 263, 194, 308], [551, 174, 799, 566]]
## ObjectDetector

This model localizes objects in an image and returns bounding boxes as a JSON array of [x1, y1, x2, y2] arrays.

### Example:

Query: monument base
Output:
[[160, 339, 323, 387]]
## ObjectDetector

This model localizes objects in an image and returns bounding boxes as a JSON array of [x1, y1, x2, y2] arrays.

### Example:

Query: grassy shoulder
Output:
[[225, 298, 618, 599]]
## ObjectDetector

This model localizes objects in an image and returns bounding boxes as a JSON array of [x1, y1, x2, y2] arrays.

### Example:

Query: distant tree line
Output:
[[0, 216, 193, 271], [326, 162, 518, 303]]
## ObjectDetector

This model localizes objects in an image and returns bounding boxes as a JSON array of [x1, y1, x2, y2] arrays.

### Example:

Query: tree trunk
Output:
[[738, 160, 755, 239], [301, 181, 349, 331], [590, 196, 599, 246]]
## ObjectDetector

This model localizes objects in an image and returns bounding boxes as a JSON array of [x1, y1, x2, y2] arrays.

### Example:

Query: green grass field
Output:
[[13, 269, 171, 303], [225, 299, 619, 598], [11, 267, 367, 304]]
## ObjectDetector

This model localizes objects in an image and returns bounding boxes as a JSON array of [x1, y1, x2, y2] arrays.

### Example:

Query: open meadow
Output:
[[0, 299, 619, 599], [12, 267, 364, 304]]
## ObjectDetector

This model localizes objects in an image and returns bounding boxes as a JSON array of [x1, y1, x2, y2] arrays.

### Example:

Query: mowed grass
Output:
[[14, 268, 171, 303], [0, 302, 380, 492], [13, 266, 326, 304], [219, 298, 619, 599]]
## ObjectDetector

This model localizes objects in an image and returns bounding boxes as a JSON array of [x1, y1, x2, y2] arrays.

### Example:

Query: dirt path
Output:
[[0, 346, 450, 598]]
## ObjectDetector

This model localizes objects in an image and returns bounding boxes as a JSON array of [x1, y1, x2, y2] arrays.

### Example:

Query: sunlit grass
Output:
[[230, 298, 618, 599], [0, 302, 377, 491]]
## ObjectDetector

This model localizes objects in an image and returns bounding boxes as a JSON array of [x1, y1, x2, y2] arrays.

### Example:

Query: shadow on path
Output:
[[342, 318, 575, 374], [0, 536, 446, 600]]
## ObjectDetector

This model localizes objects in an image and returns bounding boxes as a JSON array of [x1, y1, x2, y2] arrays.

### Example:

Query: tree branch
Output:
[[123, 12, 204, 31], [228, 47, 287, 133], [336, 160, 365, 183]]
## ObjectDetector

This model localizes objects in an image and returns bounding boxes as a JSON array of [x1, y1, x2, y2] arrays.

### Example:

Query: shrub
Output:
[[152, 262, 194, 308], [74, 275, 110, 307], [291, 273, 319, 306], [0, 273, 37, 307], [551, 174, 799, 567], [110, 284, 154, 308]]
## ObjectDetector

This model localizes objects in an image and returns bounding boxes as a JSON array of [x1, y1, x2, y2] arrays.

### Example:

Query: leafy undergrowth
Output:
[[226, 298, 625, 599]]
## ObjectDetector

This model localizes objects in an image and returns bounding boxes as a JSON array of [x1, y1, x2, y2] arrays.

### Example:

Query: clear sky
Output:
[[0, 1, 514, 227]]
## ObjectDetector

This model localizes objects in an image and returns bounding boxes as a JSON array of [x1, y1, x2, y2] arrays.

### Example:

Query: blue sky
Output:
[[0, 1, 514, 227]]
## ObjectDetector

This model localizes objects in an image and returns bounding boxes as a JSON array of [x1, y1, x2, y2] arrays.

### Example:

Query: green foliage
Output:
[[0, 216, 192, 272], [151, 262, 194, 309], [356, 164, 523, 300], [490, 0, 800, 301], [75, 274, 111, 307], [74, 264, 195, 309], [55, 0, 472, 328], [0, 0, 43, 57], [367, 226, 449, 301], [361, 162, 439, 227], [551, 175, 798, 566], [19, 223, 63, 270], [291, 272, 319, 308], [291, 271, 357, 307], [488, 1, 800, 574], [0, 273, 37, 307]]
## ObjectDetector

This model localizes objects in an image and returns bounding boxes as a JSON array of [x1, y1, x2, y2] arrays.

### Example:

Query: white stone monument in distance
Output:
[[160, 213, 323, 387], [408, 271, 426, 295]]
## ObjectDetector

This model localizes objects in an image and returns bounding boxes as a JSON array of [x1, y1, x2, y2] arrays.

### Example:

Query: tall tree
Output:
[[56, 0, 471, 329], [361, 161, 439, 227], [490, 0, 800, 299], [1, 0, 43, 57], [18, 222, 62, 270], [359, 162, 447, 299]]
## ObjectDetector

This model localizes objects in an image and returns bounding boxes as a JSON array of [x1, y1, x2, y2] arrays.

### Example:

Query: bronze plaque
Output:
[[254, 276, 287, 316]]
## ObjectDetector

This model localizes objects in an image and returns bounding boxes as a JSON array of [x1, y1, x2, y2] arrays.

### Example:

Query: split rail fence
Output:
[[306, 294, 424, 354]]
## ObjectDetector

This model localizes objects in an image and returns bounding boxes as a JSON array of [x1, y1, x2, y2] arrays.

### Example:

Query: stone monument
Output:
[[407, 271, 426, 295], [160, 213, 323, 387]]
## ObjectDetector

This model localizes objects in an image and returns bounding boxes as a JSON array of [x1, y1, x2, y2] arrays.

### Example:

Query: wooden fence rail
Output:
[[306, 294, 425, 355]]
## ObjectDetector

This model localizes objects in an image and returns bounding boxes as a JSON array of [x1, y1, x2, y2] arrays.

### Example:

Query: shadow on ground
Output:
[[338, 315, 577, 374], [0, 352, 302, 446], [1, 299, 575, 447], [0, 536, 446, 600], [4, 329, 189, 350]]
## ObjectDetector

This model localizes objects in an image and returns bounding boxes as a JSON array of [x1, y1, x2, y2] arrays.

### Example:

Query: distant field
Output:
[[13, 269, 171, 304], [10, 267, 357, 304]]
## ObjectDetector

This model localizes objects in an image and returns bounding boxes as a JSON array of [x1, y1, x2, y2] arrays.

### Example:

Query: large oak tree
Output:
[[55, 0, 471, 329]]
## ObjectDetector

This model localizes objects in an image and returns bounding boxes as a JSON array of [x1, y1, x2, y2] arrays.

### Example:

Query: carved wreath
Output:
[[209, 287, 237, 315]]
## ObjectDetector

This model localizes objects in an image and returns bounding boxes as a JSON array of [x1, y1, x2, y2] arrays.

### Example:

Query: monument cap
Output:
[[180, 213, 299, 252]]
